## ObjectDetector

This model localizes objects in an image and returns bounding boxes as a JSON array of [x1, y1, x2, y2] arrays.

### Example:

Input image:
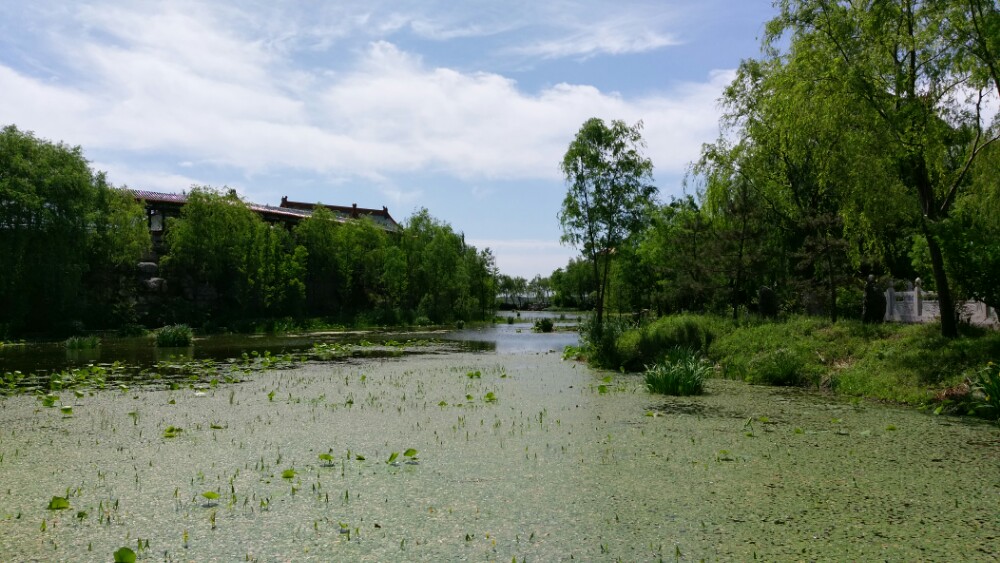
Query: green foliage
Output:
[[745, 348, 814, 387], [559, 118, 656, 325], [295, 206, 496, 325], [47, 496, 70, 510], [155, 324, 193, 347], [533, 318, 554, 333], [644, 348, 710, 396], [549, 258, 596, 309], [710, 315, 1000, 401], [973, 362, 1000, 421], [578, 315, 633, 369], [614, 314, 719, 372], [65, 335, 100, 350], [0, 126, 150, 335], [161, 187, 307, 322], [113, 547, 137, 563]]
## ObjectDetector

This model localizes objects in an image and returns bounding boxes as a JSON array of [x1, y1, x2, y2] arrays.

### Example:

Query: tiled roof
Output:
[[130, 189, 188, 204], [280, 197, 400, 231], [125, 189, 398, 230]]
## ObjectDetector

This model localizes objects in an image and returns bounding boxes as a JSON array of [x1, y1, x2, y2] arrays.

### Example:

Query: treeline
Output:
[[0, 125, 497, 337], [162, 188, 497, 328], [549, 2, 1000, 337]]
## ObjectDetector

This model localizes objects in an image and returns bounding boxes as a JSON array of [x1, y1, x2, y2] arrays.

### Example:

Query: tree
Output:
[[294, 207, 343, 315], [637, 196, 721, 314], [766, 0, 1000, 337], [0, 125, 149, 334], [558, 118, 657, 326]]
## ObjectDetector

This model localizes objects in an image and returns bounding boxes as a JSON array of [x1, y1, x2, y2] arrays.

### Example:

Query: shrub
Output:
[[413, 316, 433, 327], [579, 316, 632, 369], [745, 348, 815, 386], [507, 316, 515, 325], [455, 319, 465, 329], [155, 324, 194, 347], [65, 335, 100, 350], [533, 318, 554, 333], [614, 314, 718, 372], [644, 348, 710, 396], [973, 361, 1000, 421]]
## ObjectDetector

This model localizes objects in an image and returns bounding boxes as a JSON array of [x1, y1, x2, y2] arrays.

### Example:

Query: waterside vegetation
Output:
[[0, 125, 497, 339], [576, 313, 1000, 419]]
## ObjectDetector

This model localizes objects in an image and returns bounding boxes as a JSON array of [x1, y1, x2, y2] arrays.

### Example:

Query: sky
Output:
[[0, 0, 778, 279]]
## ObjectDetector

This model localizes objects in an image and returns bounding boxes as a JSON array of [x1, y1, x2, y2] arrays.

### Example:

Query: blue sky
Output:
[[0, 1, 777, 279]]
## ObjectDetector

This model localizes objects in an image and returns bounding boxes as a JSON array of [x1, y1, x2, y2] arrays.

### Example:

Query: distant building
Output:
[[279, 196, 400, 232], [128, 189, 399, 255]]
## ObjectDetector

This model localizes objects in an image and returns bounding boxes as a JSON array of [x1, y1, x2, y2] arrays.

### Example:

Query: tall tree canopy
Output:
[[558, 118, 657, 326], [0, 125, 149, 335], [764, 0, 1000, 336]]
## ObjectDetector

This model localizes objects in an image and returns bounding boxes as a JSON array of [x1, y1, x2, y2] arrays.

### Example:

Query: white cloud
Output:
[[93, 161, 205, 195], [0, 2, 728, 188], [512, 25, 679, 60]]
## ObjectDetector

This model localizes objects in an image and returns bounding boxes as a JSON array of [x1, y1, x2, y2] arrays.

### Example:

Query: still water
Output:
[[0, 311, 585, 375]]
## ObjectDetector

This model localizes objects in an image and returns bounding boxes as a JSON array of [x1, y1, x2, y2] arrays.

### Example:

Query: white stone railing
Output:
[[885, 279, 997, 326]]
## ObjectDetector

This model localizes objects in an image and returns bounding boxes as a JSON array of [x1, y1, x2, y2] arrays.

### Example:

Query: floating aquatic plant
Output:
[[113, 547, 136, 563], [47, 496, 70, 510]]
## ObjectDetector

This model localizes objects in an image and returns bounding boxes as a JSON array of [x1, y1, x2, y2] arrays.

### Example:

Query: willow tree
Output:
[[558, 118, 656, 326], [766, 0, 1000, 337]]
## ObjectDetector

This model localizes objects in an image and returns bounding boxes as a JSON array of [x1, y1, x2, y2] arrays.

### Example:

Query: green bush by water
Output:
[[614, 314, 718, 372], [644, 347, 709, 396], [155, 324, 194, 347], [533, 318, 554, 333], [64, 335, 100, 350], [576, 313, 1000, 406]]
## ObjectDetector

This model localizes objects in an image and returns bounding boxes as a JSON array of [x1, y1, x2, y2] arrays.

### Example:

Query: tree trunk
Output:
[[591, 252, 604, 326], [924, 226, 958, 337]]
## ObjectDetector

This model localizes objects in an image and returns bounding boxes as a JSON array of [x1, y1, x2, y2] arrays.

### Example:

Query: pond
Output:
[[0, 320, 997, 561], [0, 312, 584, 375]]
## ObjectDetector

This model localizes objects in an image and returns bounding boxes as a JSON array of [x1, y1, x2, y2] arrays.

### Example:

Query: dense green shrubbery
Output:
[[644, 347, 709, 396], [155, 324, 194, 347], [578, 316, 633, 369], [744, 347, 817, 386], [575, 313, 1000, 405], [614, 314, 719, 372]]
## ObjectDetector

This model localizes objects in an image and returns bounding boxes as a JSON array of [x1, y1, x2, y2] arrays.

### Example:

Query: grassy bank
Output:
[[597, 314, 1000, 408]]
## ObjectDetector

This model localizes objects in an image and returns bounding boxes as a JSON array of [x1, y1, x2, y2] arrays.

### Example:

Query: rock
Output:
[[144, 277, 166, 293], [137, 262, 159, 276]]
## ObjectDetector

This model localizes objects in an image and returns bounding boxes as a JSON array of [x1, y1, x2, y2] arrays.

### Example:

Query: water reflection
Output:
[[0, 312, 585, 374]]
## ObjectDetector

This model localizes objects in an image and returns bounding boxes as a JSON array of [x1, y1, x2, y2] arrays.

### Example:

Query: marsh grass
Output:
[[65, 335, 100, 349], [644, 347, 709, 396], [155, 324, 194, 347]]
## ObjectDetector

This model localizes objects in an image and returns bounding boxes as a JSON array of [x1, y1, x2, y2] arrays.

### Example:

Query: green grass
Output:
[[711, 316, 1000, 404], [155, 324, 194, 347], [606, 313, 1000, 406]]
